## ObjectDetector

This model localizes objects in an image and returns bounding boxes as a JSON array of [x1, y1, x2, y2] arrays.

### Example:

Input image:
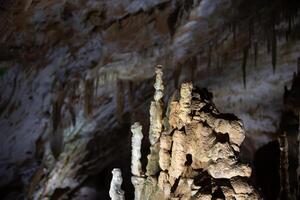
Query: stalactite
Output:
[[109, 168, 125, 200], [272, 22, 277, 73], [50, 124, 64, 159], [278, 132, 292, 200], [216, 50, 221, 69], [254, 42, 258, 67], [242, 47, 248, 89], [288, 16, 292, 34], [207, 44, 212, 69], [248, 19, 253, 48], [173, 63, 182, 89], [84, 72, 94, 119], [66, 103, 76, 126], [52, 83, 64, 132], [95, 77, 99, 98], [116, 79, 124, 125], [267, 31, 271, 54], [232, 22, 236, 45], [50, 78, 65, 159], [66, 79, 79, 126]]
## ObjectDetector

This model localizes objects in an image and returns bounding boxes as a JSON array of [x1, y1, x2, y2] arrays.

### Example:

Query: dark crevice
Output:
[[171, 176, 181, 194], [185, 154, 193, 166], [212, 187, 225, 200], [214, 132, 230, 144]]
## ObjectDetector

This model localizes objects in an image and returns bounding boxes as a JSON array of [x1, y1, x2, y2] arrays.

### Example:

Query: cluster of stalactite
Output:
[[27, 66, 137, 199], [46, 65, 139, 160], [185, 0, 300, 89], [110, 66, 261, 199]]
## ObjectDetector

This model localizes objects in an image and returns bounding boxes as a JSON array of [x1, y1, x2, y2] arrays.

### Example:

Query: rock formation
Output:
[[1, 0, 300, 199], [109, 168, 125, 200], [119, 66, 261, 199]]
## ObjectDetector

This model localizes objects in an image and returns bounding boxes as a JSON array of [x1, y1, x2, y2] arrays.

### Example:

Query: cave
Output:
[[0, 0, 300, 199]]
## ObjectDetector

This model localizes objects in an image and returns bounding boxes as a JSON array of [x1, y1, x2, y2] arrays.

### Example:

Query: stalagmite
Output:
[[130, 122, 146, 200], [109, 168, 125, 200], [159, 133, 172, 171], [278, 132, 292, 200], [169, 130, 187, 179], [131, 122, 143, 177], [130, 67, 261, 199], [178, 83, 193, 127], [146, 65, 164, 176]]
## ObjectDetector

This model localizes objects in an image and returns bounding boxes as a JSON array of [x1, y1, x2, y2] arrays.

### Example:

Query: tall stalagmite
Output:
[[109, 168, 125, 200], [146, 65, 164, 176], [124, 67, 261, 199]]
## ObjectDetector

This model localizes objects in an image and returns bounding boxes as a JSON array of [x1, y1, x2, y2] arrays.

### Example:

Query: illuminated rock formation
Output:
[[109, 168, 125, 200], [127, 68, 261, 199], [146, 65, 164, 176]]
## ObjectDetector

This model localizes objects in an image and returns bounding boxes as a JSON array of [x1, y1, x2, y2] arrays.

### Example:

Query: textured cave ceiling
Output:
[[0, 0, 300, 199]]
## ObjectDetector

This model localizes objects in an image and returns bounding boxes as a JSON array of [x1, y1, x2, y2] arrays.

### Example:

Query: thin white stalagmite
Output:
[[109, 168, 125, 200], [146, 65, 164, 176], [131, 122, 146, 200], [131, 122, 143, 176]]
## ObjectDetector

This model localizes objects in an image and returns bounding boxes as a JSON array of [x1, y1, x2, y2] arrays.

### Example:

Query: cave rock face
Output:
[[129, 67, 261, 199]]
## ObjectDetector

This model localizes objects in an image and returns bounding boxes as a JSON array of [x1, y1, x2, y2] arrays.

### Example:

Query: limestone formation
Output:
[[131, 122, 143, 177], [109, 168, 125, 200], [129, 69, 261, 199], [146, 65, 164, 176]]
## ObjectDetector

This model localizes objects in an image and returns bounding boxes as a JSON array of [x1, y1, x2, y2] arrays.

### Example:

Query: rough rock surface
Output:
[[0, 0, 300, 199], [129, 68, 260, 199]]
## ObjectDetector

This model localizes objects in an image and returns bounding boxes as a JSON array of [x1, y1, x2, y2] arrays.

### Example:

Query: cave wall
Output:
[[0, 0, 300, 199]]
